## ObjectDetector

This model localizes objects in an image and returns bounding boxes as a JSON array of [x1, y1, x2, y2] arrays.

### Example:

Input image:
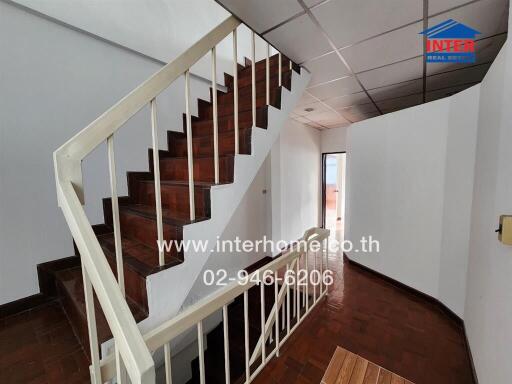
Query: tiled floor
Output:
[[0, 300, 89, 384], [0, 252, 475, 384], [252, 253, 475, 384]]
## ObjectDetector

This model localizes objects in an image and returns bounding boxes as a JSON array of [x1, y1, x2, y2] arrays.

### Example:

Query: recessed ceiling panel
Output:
[[377, 94, 423, 113], [265, 14, 332, 63], [428, 0, 509, 40], [428, 0, 476, 16], [304, 51, 352, 87], [295, 92, 318, 107], [368, 79, 423, 101], [217, 0, 303, 34], [341, 21, 423, 73], [311, 0, 421, 49], [427, 33, 507, 75], [426, 83, 477, 102], [358, 56, 423, 89], [307, 76, 363, 100], [427, 63, 490, 90], [293, 101, 331, 116], [323, 92, 372, 109]]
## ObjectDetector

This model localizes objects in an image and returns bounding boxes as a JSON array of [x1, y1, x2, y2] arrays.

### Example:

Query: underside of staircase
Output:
[[33, 54, 302, 362]]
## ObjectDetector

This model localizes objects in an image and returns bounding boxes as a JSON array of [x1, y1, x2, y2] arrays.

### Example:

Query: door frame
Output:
[[321, 151, 346, 229]]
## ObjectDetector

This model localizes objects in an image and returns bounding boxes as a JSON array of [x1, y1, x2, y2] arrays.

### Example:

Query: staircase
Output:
[[43, 52, 301, 357], [52, 15, 315, 384]]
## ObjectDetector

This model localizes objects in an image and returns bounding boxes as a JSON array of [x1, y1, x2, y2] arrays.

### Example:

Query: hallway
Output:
[[252, 253, 475, 384]]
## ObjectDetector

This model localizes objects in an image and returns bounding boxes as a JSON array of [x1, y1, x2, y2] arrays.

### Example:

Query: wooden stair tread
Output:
[[55, 266, 147, 345], [120, 203, 209, 226], [96, 231, 183, 275]]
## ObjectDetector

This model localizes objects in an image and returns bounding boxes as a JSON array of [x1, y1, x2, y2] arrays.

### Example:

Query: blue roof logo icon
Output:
[[420, 19, 481, 39]]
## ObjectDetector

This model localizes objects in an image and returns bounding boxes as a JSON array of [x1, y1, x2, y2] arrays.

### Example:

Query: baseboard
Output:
[[343, 253, 479, 384], [0, 293, 53, 319]]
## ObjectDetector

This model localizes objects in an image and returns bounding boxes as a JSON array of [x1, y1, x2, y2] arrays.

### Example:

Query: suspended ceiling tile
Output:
[[304, 109, 341, 123], [358, 56, 423, 89], [428, 0, 509, 40], [341, 103, 378, 115], [368, 79, 423, 101], [377, 94, 423, 113], [311, 0, 421, 49], [341, 21, 423, 73], [293, 101, 331, 116], [295, 92, 318, 107], [321, 120, 351, 129], [323, 92, 372, 109], [344, 110, 380, 122], [304, 51, 352, 87], [217, 0, 303, 34], [426, 83, 477, 102], [307, 76, 363, 100], [428, 0, 477, 15], [427, 33, 507, 75], [427, 63, 490, 90], [265, 14, 332, 63], [303, 0, 329, 7]]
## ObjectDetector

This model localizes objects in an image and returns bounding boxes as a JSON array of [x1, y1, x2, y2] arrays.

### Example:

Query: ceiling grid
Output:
[[216, 0, 509, 129]]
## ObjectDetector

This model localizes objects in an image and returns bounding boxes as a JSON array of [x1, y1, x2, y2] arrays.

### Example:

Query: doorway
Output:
[[322, 152, 346, 241]]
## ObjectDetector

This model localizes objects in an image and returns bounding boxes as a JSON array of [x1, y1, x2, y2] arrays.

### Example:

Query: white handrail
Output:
[[99, 228, 330, 381], [54, 16, 241, 201], [54, 15, 242, 384]]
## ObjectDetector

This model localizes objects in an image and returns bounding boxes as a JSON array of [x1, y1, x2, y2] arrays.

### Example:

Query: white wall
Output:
[[182, 158, 271, 308], [272, 120, 322, 244], [10, 0, 268, 83], [320, 125, 348, 153], [464, 40, 512, 383], [346, 86, 479, 316], [0, 1, 211, 304]]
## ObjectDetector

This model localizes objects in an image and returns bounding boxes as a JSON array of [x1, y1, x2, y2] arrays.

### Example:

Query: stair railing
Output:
[[54, 13, 294, 384], [96, 227, 330, 383]]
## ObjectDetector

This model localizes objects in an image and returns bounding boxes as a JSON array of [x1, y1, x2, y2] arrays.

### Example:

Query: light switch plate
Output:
[[499, 215, 512, 245]]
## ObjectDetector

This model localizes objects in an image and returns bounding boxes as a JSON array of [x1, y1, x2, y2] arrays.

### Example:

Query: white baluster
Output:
[[260, 281, 266, 363], [212, 47, 219, 184], [165, 343, 172, 384], [305, 251, 309, 312], [296, 257, 300, 323], [251, 31, 256, 128], [150, 99, 165, 266], [286, 263, 291, 334], [233, 29, 239, 155], [244, 290, 250, 383], [185, 70, 195, 221], [223, 305, 230, 384], [82, 266, 101, 384], [313, 250, 317, 303], [274, 271, 280, 357], [198, 321, 205, 384], [107, 134, 124, 294], [278, 53, 282, 87], [266, 43, 270, 105]]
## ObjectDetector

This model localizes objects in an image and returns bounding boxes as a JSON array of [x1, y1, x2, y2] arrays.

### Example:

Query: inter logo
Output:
[[420, 19, 481, 63]]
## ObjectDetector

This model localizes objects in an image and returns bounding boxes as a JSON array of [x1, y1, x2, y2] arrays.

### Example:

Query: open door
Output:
[[322, 152, 346, 240]]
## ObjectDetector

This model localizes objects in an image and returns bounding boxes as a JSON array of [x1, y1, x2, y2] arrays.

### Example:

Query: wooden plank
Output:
[[335, 351, 357, 384], [349, 357, 369, 384], [363, 363, 380, 384], [377, 369, 392, 384], [322, 347, 348, 384], [390, 374, 405, 384]]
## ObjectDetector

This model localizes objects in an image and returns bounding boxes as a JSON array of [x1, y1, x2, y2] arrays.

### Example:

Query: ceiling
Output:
[[216, 0, 509, 129]]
